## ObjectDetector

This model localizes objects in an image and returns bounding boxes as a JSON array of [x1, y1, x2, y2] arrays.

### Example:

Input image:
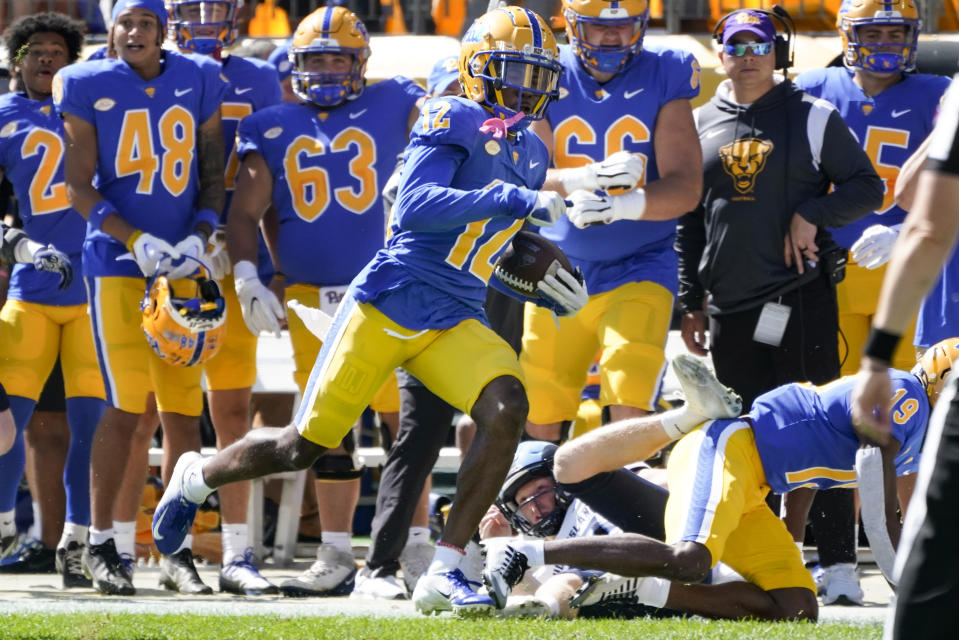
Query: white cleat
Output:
[[279, 544, 357, 597], [498, 595, 555, 619], [820, 563, 864, 606], [569, 572, 647, 609], [412, 568, 494, 618], [350, 566, 408, 600], [671, 354, 742, 419]]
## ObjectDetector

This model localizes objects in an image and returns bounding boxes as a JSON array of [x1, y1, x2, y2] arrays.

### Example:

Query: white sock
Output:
[[406, 527, 431, 546], [113, 521, 136, 559], [428, 542, 465, 574], [221, 523, 248, 565], [182, 459, 214, 504], [637, 576, 671, 608], [28, 501, 41, 539], [508, 538, 545, 567], [88, 526, 112, 547], [0, 509, 15, 532], [59, 522, 88, 549], [537, 592, 561, 618], [321, 531, 352, 555], [173, 534, 193, 554], [660, 406, 706, 440]]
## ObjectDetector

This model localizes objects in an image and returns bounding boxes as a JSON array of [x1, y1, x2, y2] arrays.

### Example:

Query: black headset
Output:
[[712, 4, 796, 71]]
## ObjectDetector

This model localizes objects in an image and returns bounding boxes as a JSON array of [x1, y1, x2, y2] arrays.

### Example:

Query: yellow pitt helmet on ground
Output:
[[141, 262, 226, 367], [166, 0, 243, 54], [458, 6, 561, 128], [912, 337, 959, 407], [290, 5, 371, 107], [563, 0, 648, 74], [837, 0, 920, 72]]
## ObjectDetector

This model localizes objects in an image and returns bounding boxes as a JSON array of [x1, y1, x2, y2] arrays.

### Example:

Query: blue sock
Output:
[[0, 396, 36, 512], [64, 397, 104, 526]]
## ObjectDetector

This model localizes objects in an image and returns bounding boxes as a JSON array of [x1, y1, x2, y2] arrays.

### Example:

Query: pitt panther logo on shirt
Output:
[[719, 137, 774, 198]]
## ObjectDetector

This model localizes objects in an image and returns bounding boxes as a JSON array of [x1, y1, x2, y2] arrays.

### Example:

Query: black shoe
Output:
[[82, 539, 135, 595], [159, 548, 213, 595], [56, 541, 93, 588], [0, 537, 56, 574]]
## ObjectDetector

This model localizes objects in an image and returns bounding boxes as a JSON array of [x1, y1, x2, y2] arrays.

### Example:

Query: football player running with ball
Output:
[[153, 6, 587, 617]]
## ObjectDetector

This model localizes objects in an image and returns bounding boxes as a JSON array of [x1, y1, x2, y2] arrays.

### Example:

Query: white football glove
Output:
[[537, 267, 588, 317], [234, 260, 285, 337], [566, 188, 647, 229], [161, 233, 206, 280], [122, 232, 180, 277], [850, 224, 899, 270], [287, 299, 333, 341], [206, 228, 231, 280], [594, 150, 645, 192], [527, 191, 566, 227]]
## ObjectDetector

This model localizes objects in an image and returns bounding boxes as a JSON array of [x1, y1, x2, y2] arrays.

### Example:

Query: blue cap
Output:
[[721, 10, 776, 44], [112, 0, 168, 30], [268, 40, 293, 82], [427, 55, 460, 96]]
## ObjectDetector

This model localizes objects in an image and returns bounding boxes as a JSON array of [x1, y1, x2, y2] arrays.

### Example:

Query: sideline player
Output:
[[521, 0, 702, 443], [0, 13, 104, 589], [55, 0, 227, 595], [154, 6, 586, 617]]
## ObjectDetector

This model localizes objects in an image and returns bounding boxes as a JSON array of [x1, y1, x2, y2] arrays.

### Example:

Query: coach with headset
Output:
[[676, 7, 882, 408]]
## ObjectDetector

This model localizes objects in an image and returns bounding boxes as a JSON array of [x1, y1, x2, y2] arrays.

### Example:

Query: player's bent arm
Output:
[[226, 151, 274, 267], [260, 204, 282, 272], [62, 113, 137, 244], [781, 488, 817, 543], [553, 416, 672, 484], [194, 110, 226, 240], [642, 98, 702, 220], [896, 472, 917, 519]]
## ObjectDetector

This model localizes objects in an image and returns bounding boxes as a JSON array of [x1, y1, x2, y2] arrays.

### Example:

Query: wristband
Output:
[[125, 230, 144, 252], [193, 208, 220, 233], [863, 328, 901, 364], [88, 199, 117, 231]]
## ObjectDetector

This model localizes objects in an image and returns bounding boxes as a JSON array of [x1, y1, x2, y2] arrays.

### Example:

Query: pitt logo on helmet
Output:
[[458, 6, 562, 129], [141, 261, 227, 367]]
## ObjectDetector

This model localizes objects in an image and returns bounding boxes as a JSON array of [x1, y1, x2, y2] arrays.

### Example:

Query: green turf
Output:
[[0, 613, 882, 640]]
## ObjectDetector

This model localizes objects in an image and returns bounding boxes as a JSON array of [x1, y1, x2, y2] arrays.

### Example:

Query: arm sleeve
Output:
[[795, 107, 884, 227], [659, 48, 701, 102], [394, 143, 538, 232], [675, 204, 707, 313]]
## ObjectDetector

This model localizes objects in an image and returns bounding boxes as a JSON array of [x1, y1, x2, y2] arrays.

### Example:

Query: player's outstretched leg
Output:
[[482, 540, 530, 610], [413, 567, 494, 617], [671, 354, 742, 419], [152, 451, 206, 555]]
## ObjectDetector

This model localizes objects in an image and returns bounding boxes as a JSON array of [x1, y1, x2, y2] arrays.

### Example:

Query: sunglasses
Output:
[[724, 41, 773, 57]]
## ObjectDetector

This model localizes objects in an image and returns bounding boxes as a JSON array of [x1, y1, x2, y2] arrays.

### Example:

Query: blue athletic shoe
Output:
[[412, 568, 494, 617], [152, 452, 204, 555]]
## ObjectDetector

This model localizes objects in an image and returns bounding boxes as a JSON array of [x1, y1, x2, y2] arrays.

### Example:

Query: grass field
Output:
[[0, 614, 883, 640]]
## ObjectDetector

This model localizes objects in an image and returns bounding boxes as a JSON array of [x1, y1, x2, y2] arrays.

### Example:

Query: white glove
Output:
[[566, 188, 647, 229], [537, 267, 588, 317], [287, 299, 333, 341], [161, 234, 206, 280], [122, 232, 180, 277], [234, 260, 285, 337], [850, 224, 899, 270], [594, 150, 645, 192], [557, 162, 600, 194], [206, 229, 231, 280], [526, 191, 566, 227]]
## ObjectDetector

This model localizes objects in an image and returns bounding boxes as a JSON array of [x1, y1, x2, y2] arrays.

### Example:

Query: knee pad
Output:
[[311, 453, 364, 481]]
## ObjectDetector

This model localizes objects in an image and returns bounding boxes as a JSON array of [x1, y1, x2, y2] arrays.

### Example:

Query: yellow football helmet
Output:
[[563, 0, 648, 74], [141, 264, 226, 367], [166, 0, 242, 54], [837, 0, 920, 72], [290, 6, 371, 107], [912, 337, 959, 407], [459, 7, 561, 127]]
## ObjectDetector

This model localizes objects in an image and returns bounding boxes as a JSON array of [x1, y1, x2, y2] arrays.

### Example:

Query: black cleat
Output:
[[56, 541, 93, 588], [82, 539, 135, 595], [159, 548, 213, 595], [0, 537, 56, 574]]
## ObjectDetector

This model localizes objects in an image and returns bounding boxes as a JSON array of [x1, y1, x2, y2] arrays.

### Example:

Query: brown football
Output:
[[494, 230, 574, 298]]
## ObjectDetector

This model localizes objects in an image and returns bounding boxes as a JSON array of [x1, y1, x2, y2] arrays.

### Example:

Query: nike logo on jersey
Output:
[[529, 161, 540, 169], [234, 87, 253, 95], [349, 109, 368, 120], [175, 88, 193, 97], [624, 88, 645, 99], [891, 108, 911, 118]]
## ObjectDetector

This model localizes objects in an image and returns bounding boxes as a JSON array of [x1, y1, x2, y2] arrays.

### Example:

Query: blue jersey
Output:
[[796, 68, 950, 249], [0, 93, 86, 305], [540, 44, 700, 295], [237, 77, 423, 286], [916, 245, 959, 348], [220, 54, 282, 283], [54, 51, 228, 277], [749, 370, 928, 494], [351, 96, 544, 330]]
